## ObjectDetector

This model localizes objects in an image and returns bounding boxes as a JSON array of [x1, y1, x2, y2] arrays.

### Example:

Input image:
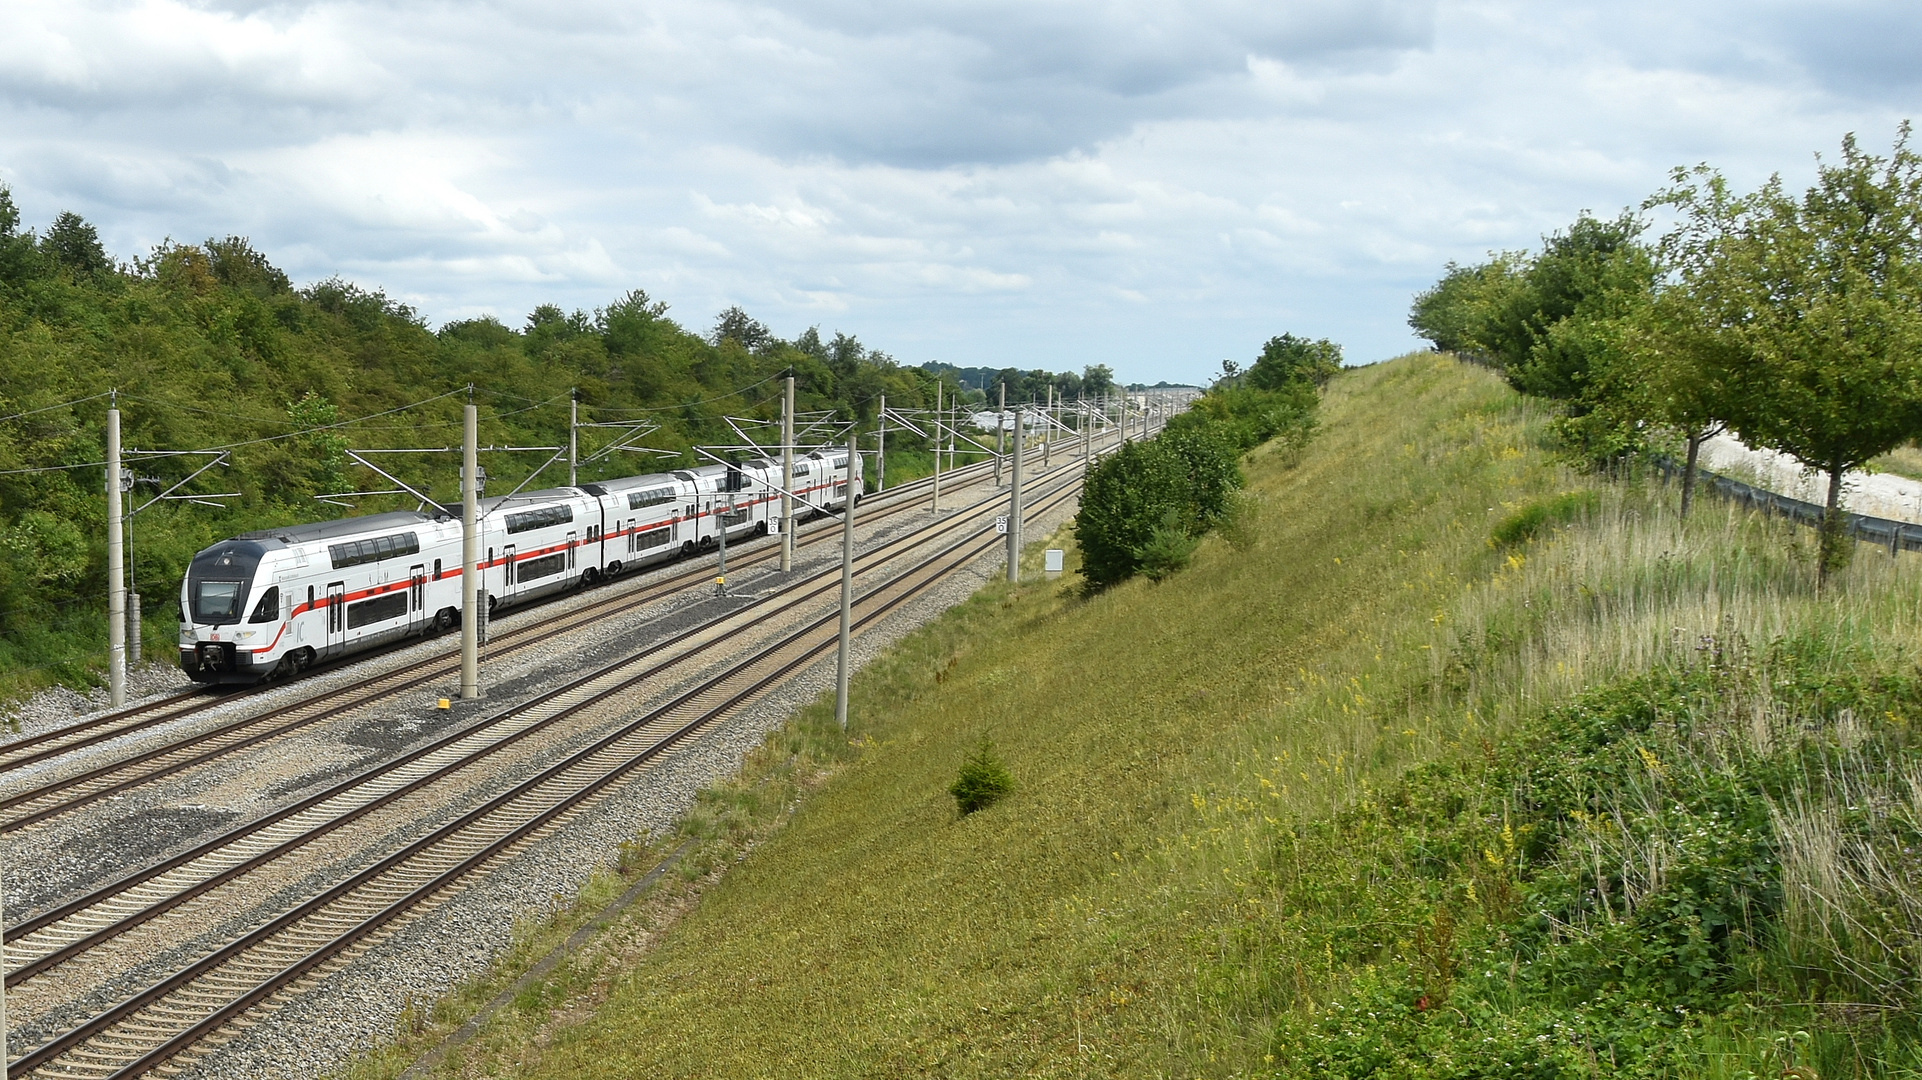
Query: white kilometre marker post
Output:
[[834, 430, 857, 730], [460, 394, 481, 700]]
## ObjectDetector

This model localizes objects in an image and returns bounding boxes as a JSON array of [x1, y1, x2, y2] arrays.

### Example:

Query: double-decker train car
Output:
[[180, 450, 863, 684], [180, 510, 465, 683]]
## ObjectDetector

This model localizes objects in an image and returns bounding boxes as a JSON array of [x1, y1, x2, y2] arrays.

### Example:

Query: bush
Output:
[[1074, 439, 1193, 588], [1491, 491, 1598, 547], [949, 738, 1014, 815], [1074, 425, 1246, 588], [1254, 649, 1922, 1077], [1137, 512, 1201, 581]]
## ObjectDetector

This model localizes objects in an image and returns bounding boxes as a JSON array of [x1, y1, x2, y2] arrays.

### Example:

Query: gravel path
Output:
[[1701, 432, 1922, 522]]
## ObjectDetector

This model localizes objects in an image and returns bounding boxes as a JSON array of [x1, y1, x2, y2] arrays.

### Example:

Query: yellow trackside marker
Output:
[[438, 698, 451, 710]]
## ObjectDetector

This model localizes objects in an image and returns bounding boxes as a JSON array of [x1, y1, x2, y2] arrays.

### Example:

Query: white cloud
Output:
[[0, 0, 1916, 383]]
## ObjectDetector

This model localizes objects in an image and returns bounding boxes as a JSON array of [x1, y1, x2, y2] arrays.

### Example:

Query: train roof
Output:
[[238, 510, 439, 546], [481, 487, 578, 509], [430, 487, 586, 518], [576, 472, 680, 496]]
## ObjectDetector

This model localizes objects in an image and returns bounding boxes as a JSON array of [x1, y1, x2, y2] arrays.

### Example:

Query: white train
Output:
[[178, 451, 862, 684]]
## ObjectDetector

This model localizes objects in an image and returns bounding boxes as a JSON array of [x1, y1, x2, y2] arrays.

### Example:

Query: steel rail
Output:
[[11, 469, 1084, 1079]]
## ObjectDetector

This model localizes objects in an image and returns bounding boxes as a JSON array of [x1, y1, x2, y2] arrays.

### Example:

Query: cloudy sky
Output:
[[2, 1, 1918, 384]]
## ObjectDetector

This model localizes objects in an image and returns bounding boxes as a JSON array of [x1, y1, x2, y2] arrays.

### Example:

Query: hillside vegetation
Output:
[[1409, 128, 1922, 580], [365, 353, 1922, 1079], [0, 189, 1026, 694]]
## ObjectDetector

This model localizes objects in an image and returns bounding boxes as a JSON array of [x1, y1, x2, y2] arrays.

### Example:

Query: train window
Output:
[[328, 532, 420, 569], [193, 581, 244, 623], [627, 487, 676, 510], [505, 505, 574, 534], [518, 553, 566, 581], [635, 527, 670, 550], [833, 456, 847, 469], [433, 559, 442, 581], [308, 585, 315, 611], [346, 592, 408, 629], [792, 462, 811, 478], [248, 586, 281, 624]]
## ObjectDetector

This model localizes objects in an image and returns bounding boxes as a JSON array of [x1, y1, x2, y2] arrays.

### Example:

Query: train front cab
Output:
[[179, 539, 286, 684]]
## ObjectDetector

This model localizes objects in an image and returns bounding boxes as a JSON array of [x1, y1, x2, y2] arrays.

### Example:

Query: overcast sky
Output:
[[2, 1, 1918, 384]]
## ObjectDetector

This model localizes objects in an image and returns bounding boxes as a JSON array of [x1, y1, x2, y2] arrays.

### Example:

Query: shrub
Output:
[[1137, 512, 1201, 581], [949, 738, 1014, 815], [1074, 426, 1246, 588], [1491, 491, 1598, 547], [1074, 439, 1193, 588]]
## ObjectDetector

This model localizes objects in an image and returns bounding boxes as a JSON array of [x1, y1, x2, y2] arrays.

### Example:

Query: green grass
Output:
[[359, 354, 1922, 1078], [1869, 442, 1922, 482]]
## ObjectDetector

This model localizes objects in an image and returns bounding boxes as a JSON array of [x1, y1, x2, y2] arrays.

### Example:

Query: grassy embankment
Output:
[[358, 353, 1922, 1078]]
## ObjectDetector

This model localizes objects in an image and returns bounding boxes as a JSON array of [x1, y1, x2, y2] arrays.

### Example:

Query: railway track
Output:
[[0, 446, 1052, 833], [8, 460, 1090, 1079], [2, 465, 1087, 988]]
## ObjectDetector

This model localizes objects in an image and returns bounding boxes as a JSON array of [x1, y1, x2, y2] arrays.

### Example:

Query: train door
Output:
[[502, 544, 518, 600], [325, 582, 346, 654], [566, 530, 577, 573], [409, 564, 426, 633]]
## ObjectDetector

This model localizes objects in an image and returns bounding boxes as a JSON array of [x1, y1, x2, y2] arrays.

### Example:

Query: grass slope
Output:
[[407, 354, 1922, 1078]]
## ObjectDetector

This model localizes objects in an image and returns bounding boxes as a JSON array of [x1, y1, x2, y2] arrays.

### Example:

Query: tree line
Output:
[[916, 362, 1116, 406], [1072, 334, 1338, 588], [0, 184, 966, 690], [1409, 127, 1922, 582]]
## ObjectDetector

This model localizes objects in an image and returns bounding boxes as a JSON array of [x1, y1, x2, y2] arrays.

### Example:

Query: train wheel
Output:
[[680, 541, 696, 558], [757, 521, 769, 537], [435, 608, 458, 633], [582, 567, 601, 588]]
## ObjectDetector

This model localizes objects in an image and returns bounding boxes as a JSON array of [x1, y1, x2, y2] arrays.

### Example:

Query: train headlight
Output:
[[236, 630, 258, 641]]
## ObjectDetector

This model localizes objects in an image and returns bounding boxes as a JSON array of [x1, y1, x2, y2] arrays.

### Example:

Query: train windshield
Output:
[[193, 581, 245, 623]]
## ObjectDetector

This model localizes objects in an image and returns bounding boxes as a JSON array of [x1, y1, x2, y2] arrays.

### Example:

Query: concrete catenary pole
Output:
[[106, 400, 127, 709], [1043, 385, 1053, 470], [715, 489, 728, 597], [930, 381, 942, 513], [1, 844, 7, 1080], [568, 389, 579, 488], [834, 430, 857, 730], [994, 381, 1006, 486], [876, 393, 886, 492], [1007, 406, 1023, 583], [460, 396, 481, 700], [781, 374, 795, 572]]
